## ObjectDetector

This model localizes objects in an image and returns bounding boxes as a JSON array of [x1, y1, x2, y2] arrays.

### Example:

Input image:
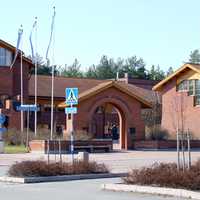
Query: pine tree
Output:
[[188, 49, 200, 64]]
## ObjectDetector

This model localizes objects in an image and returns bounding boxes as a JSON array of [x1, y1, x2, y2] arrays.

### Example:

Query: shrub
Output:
[[8, 160, 109, 177], [123, 161, 200, 190], [3, 129, 26, 145], [145, 125, 169, 141], [65, 130, 94, 141], [33, 128, 52, 140], [4, 127, 63, 145]]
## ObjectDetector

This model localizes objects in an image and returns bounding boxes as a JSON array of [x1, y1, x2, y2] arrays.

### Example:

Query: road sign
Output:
[[66, 88, 78, 105], [65, 107, 77, 114], [0, 114, 6, 124], [17, 104, 39, 112]]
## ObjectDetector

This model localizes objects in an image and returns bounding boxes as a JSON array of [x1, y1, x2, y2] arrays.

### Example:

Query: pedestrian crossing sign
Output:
[[66, 88, 78, 105]]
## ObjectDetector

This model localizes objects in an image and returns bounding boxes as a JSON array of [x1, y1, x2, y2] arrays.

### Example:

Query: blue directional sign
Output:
[[0, 114, 6, 125], [17, 104, 39, 112], [65, 107, 77, 114], [66, 88, 78, 105]]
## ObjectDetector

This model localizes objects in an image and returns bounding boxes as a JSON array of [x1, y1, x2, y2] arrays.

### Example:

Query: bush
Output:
[[65, 130, 94, 141], [8, 160, 109, 177], [123, 161, 200, 190], [33, 128, 52, 140], [3, 128, 61, 146], [145, 125, 169, 141], [3, 129, 26, 145]]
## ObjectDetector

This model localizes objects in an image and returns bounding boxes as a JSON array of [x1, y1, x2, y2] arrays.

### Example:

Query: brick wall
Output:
[[160, 77, 200, 139], [0, 57, 31, 130], [73, 86, 146, 149]]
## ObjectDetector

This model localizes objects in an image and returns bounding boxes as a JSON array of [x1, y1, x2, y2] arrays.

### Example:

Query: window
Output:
[[188, 80, 194, 95], [0, 48, 12, 66], [195, 80, 200, 95], [177, 80, 188, 91], [195, 95, 200, 106]]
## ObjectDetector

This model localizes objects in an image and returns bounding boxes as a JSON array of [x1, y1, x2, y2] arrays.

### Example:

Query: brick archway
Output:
[[87, 97, 132, 149], [64, 84, 149, 150]]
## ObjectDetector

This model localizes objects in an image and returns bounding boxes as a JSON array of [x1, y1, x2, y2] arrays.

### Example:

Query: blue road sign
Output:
[[65, 107, 77, 114], [17, 104, 39, 112], [0, 114, 6, 124], [66, 88, 78, 105]]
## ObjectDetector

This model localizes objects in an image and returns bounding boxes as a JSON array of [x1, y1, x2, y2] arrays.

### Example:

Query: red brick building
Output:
[[0, 40, 33, 129], [0, 39, 158, 150], [153, 63, 200, 139]]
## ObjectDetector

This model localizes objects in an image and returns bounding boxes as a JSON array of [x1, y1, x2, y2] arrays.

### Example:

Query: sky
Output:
[[1, 0, 200, 72]]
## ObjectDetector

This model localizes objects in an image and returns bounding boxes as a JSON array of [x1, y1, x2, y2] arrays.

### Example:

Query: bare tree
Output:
[[171, 92, 191, 171]]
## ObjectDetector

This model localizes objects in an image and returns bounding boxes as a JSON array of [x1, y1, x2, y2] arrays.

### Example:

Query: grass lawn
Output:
[[4, 144, 29, 154]]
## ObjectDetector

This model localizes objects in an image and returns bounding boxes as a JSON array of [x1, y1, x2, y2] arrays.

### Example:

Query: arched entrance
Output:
[[88, 98, 128, 150], [60, 81, 151, 150]]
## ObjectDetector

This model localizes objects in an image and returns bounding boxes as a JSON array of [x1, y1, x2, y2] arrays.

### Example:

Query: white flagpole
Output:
[[51, 65, 54, 140], [29, 17, 38, 136], [34, 17, 38, 137], [46, 7, 56, 140], [20, 25, 24, 133], [51, 7, 56, 140]]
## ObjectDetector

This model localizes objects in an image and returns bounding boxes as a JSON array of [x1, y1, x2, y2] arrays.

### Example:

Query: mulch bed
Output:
[[123, 160, 200, 190]]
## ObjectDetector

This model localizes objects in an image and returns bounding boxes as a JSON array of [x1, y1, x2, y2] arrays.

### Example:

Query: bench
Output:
[[74, 145, 112, 153]]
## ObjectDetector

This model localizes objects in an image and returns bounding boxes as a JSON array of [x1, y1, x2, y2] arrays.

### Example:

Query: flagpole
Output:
[[50, 64, 54, 140], [34, 17, 38, 137], [46, 6, 56, 140], [20, 25, 24, 134]]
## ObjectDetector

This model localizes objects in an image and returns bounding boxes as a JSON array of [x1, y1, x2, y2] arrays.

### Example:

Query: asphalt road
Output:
[[0, 178, 188, 200]]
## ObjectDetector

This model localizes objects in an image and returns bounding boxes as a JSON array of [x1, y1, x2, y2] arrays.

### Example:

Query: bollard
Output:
[[78, 152, 89, 163]]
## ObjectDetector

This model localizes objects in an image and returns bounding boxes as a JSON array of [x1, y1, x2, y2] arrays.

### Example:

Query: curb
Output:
[[0, 173, 127, 184], [101, 183, 200, 199]]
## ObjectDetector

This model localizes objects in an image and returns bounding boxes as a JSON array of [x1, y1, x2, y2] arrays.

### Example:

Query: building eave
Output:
[[153, 63, 200, 91]]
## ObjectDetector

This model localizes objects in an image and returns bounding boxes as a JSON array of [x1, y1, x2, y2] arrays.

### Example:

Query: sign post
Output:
[[65, 88, 78, 162], [17, 104, 39, 148], [0, 110, 6, 153]]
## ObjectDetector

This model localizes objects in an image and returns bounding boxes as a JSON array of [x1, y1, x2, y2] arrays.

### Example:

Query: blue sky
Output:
[[1, 0, 200, 71]]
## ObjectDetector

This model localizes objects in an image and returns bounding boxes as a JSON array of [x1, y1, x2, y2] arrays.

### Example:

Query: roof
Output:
[[153, 63, 200, 91], [29, 75, 154, 108], [0, 39, 33, 65], [29, 75, 109, 98]]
